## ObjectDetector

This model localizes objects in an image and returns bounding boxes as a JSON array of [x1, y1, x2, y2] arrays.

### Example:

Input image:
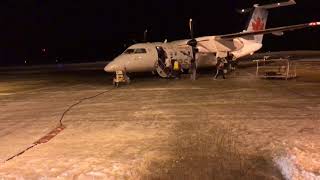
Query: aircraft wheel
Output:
[[182, 68, 189, 74], [113, 81, 119, 88]]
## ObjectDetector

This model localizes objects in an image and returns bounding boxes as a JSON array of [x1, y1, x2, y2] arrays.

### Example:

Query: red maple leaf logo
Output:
[[252, 17, 264, 31]]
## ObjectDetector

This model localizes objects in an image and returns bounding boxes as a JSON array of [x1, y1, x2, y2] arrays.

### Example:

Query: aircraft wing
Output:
[[176, 21, 320, 53], [216, 22, 320, 40]]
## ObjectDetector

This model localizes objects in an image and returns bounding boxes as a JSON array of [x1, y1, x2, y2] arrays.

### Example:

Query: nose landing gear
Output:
[[113, 70, 130, 88]]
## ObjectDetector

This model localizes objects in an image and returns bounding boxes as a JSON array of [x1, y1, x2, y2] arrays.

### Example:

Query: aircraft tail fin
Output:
[[245, 0, 296, 43]]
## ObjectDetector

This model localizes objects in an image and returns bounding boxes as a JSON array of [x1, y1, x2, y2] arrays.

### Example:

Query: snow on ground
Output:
[[0, 61, 320, 179], [274, 145, 320, 180]]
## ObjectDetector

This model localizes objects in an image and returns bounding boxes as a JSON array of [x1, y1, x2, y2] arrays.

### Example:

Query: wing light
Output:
[[309, 22, 320, 26]]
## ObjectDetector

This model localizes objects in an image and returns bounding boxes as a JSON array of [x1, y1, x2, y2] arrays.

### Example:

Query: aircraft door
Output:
[[155, 46, 170, 78]]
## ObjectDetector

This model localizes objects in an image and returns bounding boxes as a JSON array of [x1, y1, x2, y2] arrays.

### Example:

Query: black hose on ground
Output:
[[4, 87, 115, 163]]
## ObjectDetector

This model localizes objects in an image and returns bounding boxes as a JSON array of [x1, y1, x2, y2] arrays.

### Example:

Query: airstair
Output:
[[155, 46, 171, 78]]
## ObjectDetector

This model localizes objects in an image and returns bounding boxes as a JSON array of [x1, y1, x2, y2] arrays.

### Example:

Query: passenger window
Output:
[[134, 48, 147, 54]]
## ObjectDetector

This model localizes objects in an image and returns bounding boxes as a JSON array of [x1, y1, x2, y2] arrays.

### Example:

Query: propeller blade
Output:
[[190, 48, 197, 80], [189, 18, 194, 39], [143, 29, 148, 42], [187, 18, 198, 80]]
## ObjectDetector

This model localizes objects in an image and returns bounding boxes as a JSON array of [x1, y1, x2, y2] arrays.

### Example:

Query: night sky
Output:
[[0, 0, 319, 65]]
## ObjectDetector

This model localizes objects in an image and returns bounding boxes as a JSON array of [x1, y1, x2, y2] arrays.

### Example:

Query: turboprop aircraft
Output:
[[104, 0, 320, 80]]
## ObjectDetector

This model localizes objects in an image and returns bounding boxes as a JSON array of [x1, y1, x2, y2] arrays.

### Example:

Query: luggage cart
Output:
[[113, 70, 130, 87], [254, 58, 297, 80]]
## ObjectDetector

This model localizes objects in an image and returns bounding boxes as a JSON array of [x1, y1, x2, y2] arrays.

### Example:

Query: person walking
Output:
[[214, 60, 226, 79]]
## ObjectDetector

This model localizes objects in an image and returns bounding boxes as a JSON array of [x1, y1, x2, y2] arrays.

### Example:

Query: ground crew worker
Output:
[[172, 59, 181, 79], [165, 56, 172, 77], [214, 60, 226, 79]]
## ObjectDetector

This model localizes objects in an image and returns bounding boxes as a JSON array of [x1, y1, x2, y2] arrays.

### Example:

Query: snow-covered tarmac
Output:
[[0, 60, 320, 179]]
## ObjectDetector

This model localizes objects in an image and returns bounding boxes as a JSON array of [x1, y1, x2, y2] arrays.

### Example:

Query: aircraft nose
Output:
[[104, 61, 120, 72]]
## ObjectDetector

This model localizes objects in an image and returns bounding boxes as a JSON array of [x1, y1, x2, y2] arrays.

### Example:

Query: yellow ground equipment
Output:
[[113, 71, 130, 87]]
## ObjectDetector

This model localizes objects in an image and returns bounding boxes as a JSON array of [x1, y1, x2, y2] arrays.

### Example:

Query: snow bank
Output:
[[274, 149, 320, 180]]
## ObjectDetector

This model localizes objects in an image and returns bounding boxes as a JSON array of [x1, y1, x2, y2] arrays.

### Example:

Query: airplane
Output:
[[104, 0, 320, 81]]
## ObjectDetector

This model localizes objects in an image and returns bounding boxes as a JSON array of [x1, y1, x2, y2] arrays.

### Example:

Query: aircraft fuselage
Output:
[[104, 38, 261, 74]]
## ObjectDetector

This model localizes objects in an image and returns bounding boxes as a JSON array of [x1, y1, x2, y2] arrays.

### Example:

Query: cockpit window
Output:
[[123, 48, 147, 54], [124, 49, 135, 54], [134, 48, 147, 54]]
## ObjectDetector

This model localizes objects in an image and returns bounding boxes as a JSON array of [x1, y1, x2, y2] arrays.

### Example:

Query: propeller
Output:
[[187, 18, 198, 80]]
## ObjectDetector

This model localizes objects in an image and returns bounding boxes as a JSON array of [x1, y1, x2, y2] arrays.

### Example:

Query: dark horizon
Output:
[[0, 0, 319, 65]]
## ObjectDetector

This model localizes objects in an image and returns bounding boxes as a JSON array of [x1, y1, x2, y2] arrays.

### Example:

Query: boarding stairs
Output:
[[155, 46, 171, 78]]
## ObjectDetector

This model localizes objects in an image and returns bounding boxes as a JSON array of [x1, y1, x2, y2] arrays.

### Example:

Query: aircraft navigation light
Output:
[[309, 22, 320, 26]]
